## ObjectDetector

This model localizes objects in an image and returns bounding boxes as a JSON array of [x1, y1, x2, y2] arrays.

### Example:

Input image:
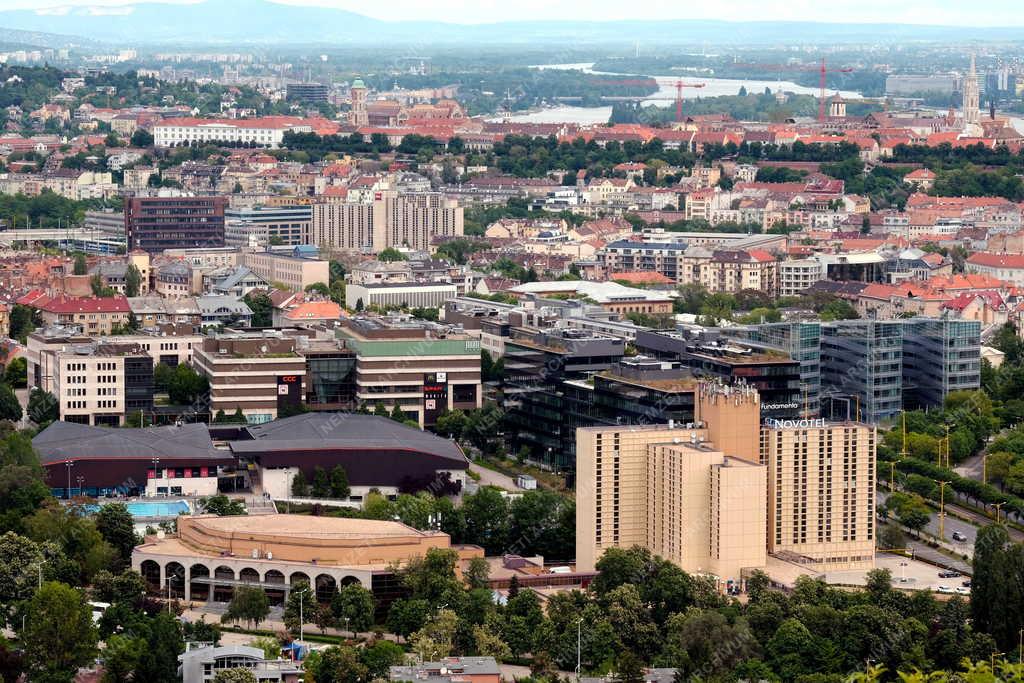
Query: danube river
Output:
[[495, 62, 863, 125]]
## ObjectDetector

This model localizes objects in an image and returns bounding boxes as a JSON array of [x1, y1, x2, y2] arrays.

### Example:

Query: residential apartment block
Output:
[[241, 249, 330, 292], [311, 192, 463, 253]]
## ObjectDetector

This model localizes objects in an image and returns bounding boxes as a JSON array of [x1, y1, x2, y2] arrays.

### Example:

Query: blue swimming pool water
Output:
[[120, 500, 191, 518]]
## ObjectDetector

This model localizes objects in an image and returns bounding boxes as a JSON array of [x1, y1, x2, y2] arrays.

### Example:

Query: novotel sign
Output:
[[764, 418, 827, 429]]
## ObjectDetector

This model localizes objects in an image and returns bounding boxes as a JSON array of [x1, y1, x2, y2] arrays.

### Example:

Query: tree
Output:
[[283, 580, 318, 634], [22, 582, 98, 683], [2, 359, 25, 389], [101, 634, 145, 683], [378, 247, 407, 262], [0, 531, 48, 604], [243, 291, 273, 327], [387, 598, 430, 641], [330, 465, 350, 499], [410, 608, 459, 661], [212, 669, 258, 683], [166, 364, 209, 406], [360, 640, 406, 679], [308, 646, 369, 683], [0, 385, 21, 423], [95, 503, 138, 569], [130, 129, 154, 148], [133, 611, 185, 683], [461, 487, 510, 555], [8, 304, 38, 343], [465, 556, 490, 589], [223, 585, 271, 630], [311, 466, 330, 498], [613, 650, 646, 683], [200, 494, 245, 516], [473, 624, 511, 660], [330, 583, 375, 636], [305, 282, 330, 297], [124, 264, 143, 297], [291, 469, 309, 497], [73, 253, 87, 275], [26, 388, 58, 426]]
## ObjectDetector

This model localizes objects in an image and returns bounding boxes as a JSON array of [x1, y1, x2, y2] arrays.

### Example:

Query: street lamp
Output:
[[151, 456, 160, 497], [575, 617, 583, 681], [294, 586, 309, 648], [935, 480, 951, 540], [994, 501, 1006, 522], [76, 476, 85, 498], [64, 460, 74, 499]]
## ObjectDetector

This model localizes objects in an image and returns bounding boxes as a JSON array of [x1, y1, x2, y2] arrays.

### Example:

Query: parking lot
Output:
[[823, 553, 971, 596]]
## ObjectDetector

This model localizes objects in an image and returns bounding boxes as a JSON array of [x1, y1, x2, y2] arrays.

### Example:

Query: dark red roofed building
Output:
[[30, 294, 131, 334]]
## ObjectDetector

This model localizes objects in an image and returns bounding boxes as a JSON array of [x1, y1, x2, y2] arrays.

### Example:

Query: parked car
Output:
[[952, 531, 968, 542], [938, 585, 954, 594], [938, 570, 961, 578], [962, 579, 972, 587], [955, 587, 971, 596]]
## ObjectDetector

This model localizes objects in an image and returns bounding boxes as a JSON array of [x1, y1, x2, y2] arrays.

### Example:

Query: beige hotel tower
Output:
[[576, 381, 875, 584]]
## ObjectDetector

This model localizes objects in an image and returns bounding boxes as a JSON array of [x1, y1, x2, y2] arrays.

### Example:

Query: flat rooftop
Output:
[[190, 513, 431, 539]]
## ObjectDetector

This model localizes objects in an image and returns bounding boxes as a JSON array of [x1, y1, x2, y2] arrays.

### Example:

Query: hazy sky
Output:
[[1, 0, 1022, 26]]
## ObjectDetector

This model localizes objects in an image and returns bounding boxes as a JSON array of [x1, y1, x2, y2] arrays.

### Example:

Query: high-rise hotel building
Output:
[[576, 381, 875, 585]]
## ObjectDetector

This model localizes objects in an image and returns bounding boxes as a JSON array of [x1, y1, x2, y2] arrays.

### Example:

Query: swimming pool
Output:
[[120, 500, 191, 518]]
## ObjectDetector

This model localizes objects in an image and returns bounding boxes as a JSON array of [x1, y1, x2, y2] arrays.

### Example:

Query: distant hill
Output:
[[1, 0, 1023, 46]]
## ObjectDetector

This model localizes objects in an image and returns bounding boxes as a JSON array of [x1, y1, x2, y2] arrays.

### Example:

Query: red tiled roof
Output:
[[29, 294, 130, 314], [967, 252, 1024, 269]]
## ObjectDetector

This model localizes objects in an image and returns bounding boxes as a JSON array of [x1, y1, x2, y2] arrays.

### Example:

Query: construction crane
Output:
[[674, 80, 706, 123], [731, 58, 855, 123]]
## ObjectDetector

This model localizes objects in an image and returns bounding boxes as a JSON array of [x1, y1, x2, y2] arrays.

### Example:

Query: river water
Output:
[[498, 62, 863, 124]]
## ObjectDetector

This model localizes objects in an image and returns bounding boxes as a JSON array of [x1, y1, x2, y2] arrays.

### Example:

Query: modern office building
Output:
[[900, 318, 982, 410], [503, 327, 626, 471], [336, 316, 482, 427], [52, 341, 153, 426], [820, 320, 906, 424], [722, 322, 822, 418], [224, 205, 312, 247], [300, 337, 358, 412], [285, 82, 329, 103], [125, 196, 227, 253], [311, 192, 463, 253], [346, 281, 459, 311], [590, 358, 698, 427], [192, 331, 307, 424], [635, 328, 801, 421]]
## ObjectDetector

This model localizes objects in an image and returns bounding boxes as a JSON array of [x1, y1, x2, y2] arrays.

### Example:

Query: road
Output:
[[878, 491, 979, 548], [468, 462, 518, 490]]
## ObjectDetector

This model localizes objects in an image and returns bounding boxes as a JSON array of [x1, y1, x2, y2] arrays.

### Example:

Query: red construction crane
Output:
[[731, 58, 855, 123], [674, 80, 706, 122]]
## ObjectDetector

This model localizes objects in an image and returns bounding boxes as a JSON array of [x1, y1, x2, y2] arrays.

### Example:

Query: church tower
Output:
[[349, 78, 368, 127], [962, 54, 982, 136]]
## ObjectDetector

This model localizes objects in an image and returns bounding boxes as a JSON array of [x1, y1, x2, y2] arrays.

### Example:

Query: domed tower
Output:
[[349, 77, 368, 127], [828, 93, 847, 119]]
